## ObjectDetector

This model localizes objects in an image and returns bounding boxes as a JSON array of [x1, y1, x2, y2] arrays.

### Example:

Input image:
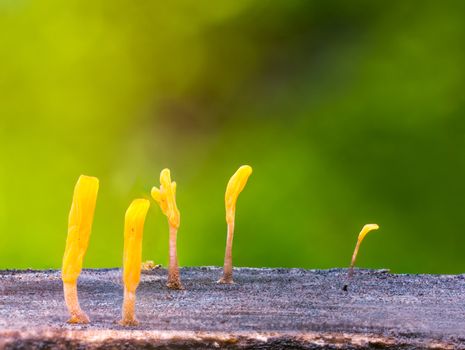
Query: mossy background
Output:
[[1, 1, 465, 273]]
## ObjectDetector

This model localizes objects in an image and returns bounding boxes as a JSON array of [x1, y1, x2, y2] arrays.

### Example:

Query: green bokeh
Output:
[[1, 1, 465, 273]]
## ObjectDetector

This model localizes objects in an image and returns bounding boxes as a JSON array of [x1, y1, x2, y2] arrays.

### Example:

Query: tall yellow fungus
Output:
[[62, 175, 99, 323], [151, 169, 183, 289], [120, 198, 150, 326], [218, 165, 252, 284]]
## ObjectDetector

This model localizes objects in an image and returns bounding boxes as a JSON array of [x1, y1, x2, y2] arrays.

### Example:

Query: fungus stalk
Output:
[[61, 175, 99, 323], [168, 224, 181, 288], [120, 199, 150, 326], [151, 169, 182, 289], [221, 220, 235, 284], [344, 223, 379, 290], [219, 165, 252, 284]]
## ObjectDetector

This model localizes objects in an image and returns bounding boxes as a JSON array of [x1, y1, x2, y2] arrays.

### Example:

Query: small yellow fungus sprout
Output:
[[151, 169, 183, 289], [120, 199, 150, 326], [218, 165, 253, 284], [62, 175, 99, 324], [344, 223, 380, 290], [141, 260, 160, 271]]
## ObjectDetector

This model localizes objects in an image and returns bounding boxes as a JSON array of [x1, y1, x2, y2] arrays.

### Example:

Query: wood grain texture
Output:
[[1, 267, 465, 349]]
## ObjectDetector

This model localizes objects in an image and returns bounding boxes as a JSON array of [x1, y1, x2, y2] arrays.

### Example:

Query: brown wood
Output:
[[1, 267, 464, 349]]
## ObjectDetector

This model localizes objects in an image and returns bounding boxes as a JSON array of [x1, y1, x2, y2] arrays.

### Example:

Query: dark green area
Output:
[[1, 1, 465, 273]]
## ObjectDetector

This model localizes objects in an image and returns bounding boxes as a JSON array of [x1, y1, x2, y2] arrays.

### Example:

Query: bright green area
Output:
[[1, 1, 465, 273]]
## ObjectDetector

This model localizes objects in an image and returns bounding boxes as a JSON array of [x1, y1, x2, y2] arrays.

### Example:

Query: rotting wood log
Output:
[[1, 267, 465, 349]]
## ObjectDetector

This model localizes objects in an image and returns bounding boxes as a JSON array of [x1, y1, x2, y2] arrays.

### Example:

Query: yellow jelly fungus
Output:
[[219, 165, 253, 284], [62, 175, 99, 324], [120, 198, 150, 326], [348, 223, 380, 280], [151, 168, 183, 289]]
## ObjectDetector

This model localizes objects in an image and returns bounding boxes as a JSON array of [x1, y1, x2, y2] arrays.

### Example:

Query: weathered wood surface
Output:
[[0, 267, 464, 349]]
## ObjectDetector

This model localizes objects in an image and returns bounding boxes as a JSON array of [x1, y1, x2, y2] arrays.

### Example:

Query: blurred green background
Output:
[[1, 1, 465, 273]]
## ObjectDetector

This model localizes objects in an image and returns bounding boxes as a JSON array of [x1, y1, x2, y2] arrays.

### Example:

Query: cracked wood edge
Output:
[[0, 329, 460, 349]]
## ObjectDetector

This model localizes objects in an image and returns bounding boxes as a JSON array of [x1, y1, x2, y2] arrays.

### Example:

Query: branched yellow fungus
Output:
[[151, 169, 183, 289], [120, 199, 150, 326], [344, 223, 380, 290], [61, 175, 99, 324], [218, 165, 253, 284]]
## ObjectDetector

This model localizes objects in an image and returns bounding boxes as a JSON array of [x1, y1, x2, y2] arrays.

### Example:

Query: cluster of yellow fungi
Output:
[[61, 166, 253, 325], [61, 167, 380, 324]]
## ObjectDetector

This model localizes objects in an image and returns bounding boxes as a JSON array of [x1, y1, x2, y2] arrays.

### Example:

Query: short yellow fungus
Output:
[[345, 223, 380, 289], [120, 198, 150, 326], [61, 175, 99, 324], [151, 168, 183, 289], [141, 260, 160, 271], [218, 165, 253, 284]]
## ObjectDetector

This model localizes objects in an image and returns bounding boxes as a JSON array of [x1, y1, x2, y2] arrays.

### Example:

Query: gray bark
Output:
[[1, 267, 464, 349]]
